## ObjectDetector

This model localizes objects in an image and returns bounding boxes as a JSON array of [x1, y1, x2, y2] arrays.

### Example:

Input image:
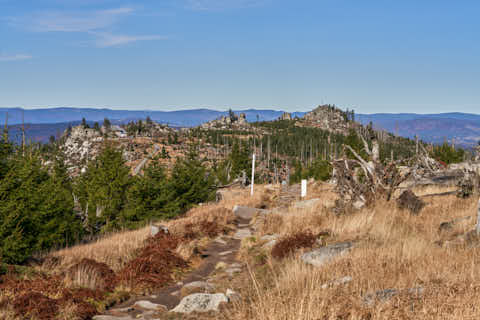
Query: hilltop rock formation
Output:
[[201, 112, 249, 129], [297, 105, 351, 134]]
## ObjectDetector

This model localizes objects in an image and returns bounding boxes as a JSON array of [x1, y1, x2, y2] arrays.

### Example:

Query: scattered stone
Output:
[[219, 250, 233, 256], [397, 190, 425, 215], [229, 262, 243, 268], [320, 276, 352, 289], [301, 242, 353, 267], [238, 224, 249, 228], [226, 289, 241, 302], [234, 229, 252, 240], [215, 262, 228, 270], [134, 300, 166, 311], [170, 293, 228, 314], [180, 281, 215, 297], [363, 287, 424, 306], [292, 198, 322, 210]]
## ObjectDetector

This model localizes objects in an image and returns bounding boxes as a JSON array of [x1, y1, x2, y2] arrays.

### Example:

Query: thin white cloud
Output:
[[8, 7, 165, 48], [92, 32, 167, 47], [11, 7, 133, 32], [0, 54, 32, 62], [186, 0, 267, 11]]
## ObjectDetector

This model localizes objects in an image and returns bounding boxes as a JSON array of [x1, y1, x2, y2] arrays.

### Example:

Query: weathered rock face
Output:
[[298, 105, 350, 134], [301, 242, 353, 267], [171, 293, 228, 314]]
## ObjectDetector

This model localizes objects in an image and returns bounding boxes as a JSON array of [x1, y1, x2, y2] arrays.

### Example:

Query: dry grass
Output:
[[0, 186, 270, 319], [47, 227, 151, 273], [228, 185, 480, 319], [46, 186, 269, 274]]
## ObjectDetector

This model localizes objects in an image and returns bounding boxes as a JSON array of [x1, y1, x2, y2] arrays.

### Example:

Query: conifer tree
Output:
[[74, 144, 132, 233], [0, 152, 81, 264]]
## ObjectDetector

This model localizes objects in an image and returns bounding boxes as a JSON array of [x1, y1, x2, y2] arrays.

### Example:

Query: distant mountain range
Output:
[[1, 107, 479, 148], [356, 113, 480, 147], [0, 107, 305, 127]]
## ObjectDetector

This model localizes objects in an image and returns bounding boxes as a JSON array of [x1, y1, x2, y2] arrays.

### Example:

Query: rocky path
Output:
[[94, 217, 253, 320], [276, 183, 300, 208]]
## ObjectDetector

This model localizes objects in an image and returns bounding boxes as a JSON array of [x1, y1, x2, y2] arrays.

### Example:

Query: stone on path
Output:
[[234, 228, 252, 240], [219, 250, 233, 256], [170, 293, 228, 314], [133, 300, 166, 311], [233, 205, 263, 220], [180, 281, 215, 297], [301, 242, 353, 267]]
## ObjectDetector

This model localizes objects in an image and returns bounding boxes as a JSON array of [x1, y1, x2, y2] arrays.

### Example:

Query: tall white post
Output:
[[301, 179, 307, 198], [251, 153, 255, 196]]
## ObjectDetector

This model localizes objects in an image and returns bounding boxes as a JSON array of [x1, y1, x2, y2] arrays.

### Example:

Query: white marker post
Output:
[[251, 154, 255, 196], [301, 179, 307, 198]]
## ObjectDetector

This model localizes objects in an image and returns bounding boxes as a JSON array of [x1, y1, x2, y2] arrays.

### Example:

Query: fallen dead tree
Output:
[[332, 136, 412, 213]]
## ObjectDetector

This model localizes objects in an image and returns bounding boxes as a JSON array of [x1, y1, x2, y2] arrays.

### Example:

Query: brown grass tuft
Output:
[[116, 232, 188, 292], [64, 258, 117, 291], [271, 231, 317, 259]]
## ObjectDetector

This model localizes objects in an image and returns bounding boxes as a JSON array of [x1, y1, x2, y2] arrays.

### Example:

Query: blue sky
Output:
[[0, 0, 479, 113]]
